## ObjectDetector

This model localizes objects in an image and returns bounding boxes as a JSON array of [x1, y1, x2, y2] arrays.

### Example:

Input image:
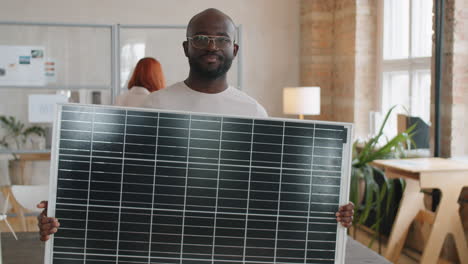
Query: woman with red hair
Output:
[[114, 57, 166, 107]]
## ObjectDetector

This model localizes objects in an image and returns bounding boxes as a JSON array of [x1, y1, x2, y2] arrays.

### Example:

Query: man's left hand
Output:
[[336, 202, 354, 228]]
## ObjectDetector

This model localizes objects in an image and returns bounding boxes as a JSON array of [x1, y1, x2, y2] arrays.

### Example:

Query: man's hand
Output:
[[37, 201, 60, 242], [336, 202, 354, 228]]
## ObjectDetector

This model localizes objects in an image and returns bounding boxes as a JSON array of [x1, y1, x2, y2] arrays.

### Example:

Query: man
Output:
[[141, 8, 267, 117], [38, 8, 354, 242]]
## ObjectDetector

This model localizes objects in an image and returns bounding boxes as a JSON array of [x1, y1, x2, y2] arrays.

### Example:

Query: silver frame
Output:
[[45, 103, 352, 264], [0, 21, 114, 93], [115, 24, 243, 99], [111, 25, 120, 104], [44, 102, 62, 264], [0, 21, 113, 27], [335, 123, 353, 263]]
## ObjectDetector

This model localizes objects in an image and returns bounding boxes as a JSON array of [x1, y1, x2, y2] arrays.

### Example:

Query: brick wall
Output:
[[300, 0, 378, 138], [333, 0, 356, 124], [451, 0, 468, 157], [300, 0, 335, 121], [354, 0, 377, 138], [434, 0, 468, 157]]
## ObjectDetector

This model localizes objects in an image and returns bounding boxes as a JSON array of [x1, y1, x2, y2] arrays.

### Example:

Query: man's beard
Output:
[[189, 55, 233, 79]]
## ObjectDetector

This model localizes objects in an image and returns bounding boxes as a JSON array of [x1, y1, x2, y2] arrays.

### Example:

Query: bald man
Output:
[[142, 8, 267, 117], [38, 8, 354, 242]]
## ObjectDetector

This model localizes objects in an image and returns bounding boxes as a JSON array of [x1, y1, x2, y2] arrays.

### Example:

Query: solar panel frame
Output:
[[45, 103, 353, 264]]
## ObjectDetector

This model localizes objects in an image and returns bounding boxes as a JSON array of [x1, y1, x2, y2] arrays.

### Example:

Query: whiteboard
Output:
[[0, 24, 112, 89], [0, 45, 46, 86]]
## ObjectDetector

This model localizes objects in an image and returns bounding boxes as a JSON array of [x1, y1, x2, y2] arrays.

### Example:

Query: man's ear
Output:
[[233, 43, 239, 57], [183, 41, 189, 57]]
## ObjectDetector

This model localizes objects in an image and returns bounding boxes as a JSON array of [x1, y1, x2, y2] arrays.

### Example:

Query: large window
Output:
[[379, 0, 433, 138]]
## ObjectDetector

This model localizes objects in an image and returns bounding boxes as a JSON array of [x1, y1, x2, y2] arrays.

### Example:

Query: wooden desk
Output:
[[15, 152, 51, 185], [0, 150, 51, 185], [372, 158, 468, 263]]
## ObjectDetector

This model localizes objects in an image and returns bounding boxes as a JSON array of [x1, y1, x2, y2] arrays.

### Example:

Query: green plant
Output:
[[350, 105, 416, 246], [0, 115, 46, 151]]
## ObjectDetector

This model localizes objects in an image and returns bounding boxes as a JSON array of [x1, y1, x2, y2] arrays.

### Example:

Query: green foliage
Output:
[[0, 115, 46, 151], [350, 105, 415, 246]]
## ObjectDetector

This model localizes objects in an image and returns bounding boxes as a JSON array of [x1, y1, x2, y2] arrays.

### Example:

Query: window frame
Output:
[[376, 0, 433, 136]]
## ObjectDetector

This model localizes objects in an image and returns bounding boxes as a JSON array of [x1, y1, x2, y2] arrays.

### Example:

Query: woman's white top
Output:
[[114, 86, 151, 107]]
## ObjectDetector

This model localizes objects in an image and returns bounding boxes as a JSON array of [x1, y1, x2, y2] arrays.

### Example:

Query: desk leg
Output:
[[384, 179, 425, 262], [420, 186, 468, 264], [19, 160, 26, 185]]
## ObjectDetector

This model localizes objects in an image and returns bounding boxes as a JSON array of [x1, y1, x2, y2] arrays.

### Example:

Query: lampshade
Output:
[[283, 87, 320, 115]]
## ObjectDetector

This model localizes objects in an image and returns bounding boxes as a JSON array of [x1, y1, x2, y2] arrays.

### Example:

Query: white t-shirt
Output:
[[142, 82, 268, 118], [114, 86, 150, 107]]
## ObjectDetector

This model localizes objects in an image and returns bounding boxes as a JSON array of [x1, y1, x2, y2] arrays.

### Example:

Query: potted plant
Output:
[[350, 105, 416, 247], [0, 115, 46, 184], [0, 115, 46, 152]]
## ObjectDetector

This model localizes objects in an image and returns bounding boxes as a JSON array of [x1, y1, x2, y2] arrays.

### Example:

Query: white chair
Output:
[[1, 185, 49, 232], [0, 193, 18, 264], [11, 185, 48, 213]]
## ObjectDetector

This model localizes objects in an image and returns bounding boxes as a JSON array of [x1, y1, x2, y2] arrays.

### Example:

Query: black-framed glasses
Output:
[[187, 35, 233, 49]]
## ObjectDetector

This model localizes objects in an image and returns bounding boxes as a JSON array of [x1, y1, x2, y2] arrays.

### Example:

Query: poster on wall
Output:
[[0, 45, 47, 86], [45, 59, 57, 83]]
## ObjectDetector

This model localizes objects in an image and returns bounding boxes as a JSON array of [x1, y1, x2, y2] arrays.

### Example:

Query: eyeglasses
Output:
[[187, 35, 233, 49]]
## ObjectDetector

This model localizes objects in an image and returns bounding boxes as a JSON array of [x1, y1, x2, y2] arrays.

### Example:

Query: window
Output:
[[379, 0, 433, 138], [120, 42, 146, 89]]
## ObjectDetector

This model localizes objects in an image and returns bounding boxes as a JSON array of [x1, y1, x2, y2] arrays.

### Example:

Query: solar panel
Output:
[[45, 104, 353, 264]]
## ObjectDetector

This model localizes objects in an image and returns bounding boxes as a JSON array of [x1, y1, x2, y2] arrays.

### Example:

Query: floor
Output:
[[2, 232, 44, 264], [350, 226, 458, 264]]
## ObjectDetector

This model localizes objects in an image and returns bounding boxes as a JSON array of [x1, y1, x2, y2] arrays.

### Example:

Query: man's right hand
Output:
[[37, 201, 60, 242]]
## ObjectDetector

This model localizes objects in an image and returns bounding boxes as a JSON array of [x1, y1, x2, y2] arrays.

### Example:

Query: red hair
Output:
[[128, 57, 166, 92]]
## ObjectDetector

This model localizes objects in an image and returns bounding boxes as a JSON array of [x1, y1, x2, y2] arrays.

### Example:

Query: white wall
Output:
[[0, 0, 300, 118]]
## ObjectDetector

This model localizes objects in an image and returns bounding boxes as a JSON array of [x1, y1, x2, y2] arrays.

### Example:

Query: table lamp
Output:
[[283, 87, 320, 119]]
